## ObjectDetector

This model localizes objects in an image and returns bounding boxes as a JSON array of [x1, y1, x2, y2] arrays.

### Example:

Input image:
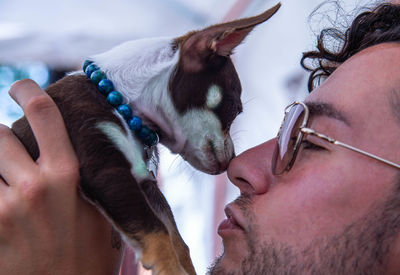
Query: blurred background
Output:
[[0, 0, 374, 273]]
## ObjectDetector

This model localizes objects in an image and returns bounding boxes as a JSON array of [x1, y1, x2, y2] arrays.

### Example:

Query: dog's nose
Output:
[[207, 138, 235, 173], [219, 160, 228, 172], [218, 150, 235, 172]]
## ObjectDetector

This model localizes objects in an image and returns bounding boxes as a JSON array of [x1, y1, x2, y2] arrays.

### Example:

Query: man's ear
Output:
[[177, 3, 281, 72]]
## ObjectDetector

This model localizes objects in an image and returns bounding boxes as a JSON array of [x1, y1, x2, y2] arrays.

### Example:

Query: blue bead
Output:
[[144, 131, 158, 146], [107, 91, 123, 107], [90, 70, 106, 85], [117, 104, 133, 120], [98, 79, 114, 95], [137, 125, 151, 141], [85, 64, 98, 78], [128, 116, 142, 131], [83, 60, 93, 72]]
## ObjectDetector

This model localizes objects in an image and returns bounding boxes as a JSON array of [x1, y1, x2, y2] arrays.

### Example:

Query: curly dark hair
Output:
[[301, 2, 400, 92]]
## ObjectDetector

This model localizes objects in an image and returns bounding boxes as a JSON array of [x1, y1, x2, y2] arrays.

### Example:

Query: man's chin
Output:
[[208, 233, 252, 274], [208, 253, 229, 275], [207, 250, 243, 275]]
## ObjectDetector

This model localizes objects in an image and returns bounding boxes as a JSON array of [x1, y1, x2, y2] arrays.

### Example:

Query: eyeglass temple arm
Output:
[[301, 127, 400, 170]]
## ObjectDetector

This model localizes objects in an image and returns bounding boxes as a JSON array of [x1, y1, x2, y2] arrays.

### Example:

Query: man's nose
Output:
[[227, 138, 276, 195]]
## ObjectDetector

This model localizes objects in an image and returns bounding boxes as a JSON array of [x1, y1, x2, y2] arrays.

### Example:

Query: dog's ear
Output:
[[207, 2, 281, 56], [177, 3, 281, 72]]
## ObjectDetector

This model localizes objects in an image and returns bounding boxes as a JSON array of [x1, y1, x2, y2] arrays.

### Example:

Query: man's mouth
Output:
[[218, 206, 244, 235]]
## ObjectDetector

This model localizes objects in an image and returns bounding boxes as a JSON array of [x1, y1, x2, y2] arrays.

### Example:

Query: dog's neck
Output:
[[91, 37, 186, 153]]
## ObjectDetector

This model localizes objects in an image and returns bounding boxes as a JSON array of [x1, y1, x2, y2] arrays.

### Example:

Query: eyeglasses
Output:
[[272, 101, 400, 175]]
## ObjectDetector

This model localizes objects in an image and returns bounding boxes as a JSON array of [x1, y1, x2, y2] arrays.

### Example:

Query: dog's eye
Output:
[[206, 84, 223, 109]]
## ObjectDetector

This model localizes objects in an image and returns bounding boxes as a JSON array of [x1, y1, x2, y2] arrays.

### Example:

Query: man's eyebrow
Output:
[[305, 101, 351, 126]]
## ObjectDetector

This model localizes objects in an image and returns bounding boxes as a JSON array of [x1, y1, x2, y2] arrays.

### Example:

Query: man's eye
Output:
[[301, 140, 325, 151]]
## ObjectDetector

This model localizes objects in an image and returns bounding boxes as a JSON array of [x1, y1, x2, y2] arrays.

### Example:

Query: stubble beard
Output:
[[208, 186, 400, 275]]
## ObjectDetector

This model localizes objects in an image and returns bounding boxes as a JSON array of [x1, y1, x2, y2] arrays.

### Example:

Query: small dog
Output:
[[11, 4, 280, 275]]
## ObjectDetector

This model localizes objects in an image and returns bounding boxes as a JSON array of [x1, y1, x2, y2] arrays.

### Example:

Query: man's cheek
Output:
[[251, 178, 341, 246]]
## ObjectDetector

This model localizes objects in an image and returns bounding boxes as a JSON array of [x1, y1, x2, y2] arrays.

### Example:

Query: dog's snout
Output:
[[218, 158, 229, 172], [221, 149, 236, 171], [207, 137, 235, 173]]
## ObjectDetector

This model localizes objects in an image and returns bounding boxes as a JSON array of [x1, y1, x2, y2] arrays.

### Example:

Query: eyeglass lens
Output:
[[272, 104, 306, 175]]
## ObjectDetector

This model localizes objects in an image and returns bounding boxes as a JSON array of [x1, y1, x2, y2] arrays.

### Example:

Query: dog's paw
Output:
[[139, 231, 195, 275]]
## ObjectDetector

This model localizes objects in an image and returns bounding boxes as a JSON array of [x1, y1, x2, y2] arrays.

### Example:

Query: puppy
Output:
[[11, 4, 280, 275]]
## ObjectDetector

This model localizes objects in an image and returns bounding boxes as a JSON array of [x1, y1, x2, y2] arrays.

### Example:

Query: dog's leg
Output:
[[81, 121, 195, 275], [84, 167, 192, 275], [140, 178, 196, 275]]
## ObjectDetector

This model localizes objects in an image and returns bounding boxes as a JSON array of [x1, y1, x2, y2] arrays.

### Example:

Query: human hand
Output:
[[0, 79, 122, 274]]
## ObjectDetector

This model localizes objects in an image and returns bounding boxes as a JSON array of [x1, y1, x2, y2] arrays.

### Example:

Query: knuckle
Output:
[[43, 161, 80, 188], [65, 164, 80, 180], [24, 95, 56, 117], [60, 167, 81, 185], [48, 157, 80, 175], [18, 178, 48, 205]]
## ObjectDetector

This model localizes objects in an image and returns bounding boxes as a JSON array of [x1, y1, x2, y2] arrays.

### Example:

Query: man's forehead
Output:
[[354, 42, 400, 58], [321, 42, 400, 85], [309, 44, 400, 99], [343, 43, 400, 81], [305, 43, 400, 129]]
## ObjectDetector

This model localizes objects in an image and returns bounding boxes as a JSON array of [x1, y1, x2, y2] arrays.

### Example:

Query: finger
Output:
[[8, 79, 77, 165], [0, 124, 37, 185]]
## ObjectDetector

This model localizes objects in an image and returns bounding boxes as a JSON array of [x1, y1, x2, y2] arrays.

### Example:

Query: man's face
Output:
[[210, 43, 400, 274]]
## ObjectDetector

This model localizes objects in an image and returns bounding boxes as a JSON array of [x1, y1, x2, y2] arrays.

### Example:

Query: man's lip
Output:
[[217, 205, 244, 234]]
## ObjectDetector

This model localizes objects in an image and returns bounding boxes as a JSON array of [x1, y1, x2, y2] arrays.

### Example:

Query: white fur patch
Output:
[[180, 108, 222, 146], [206, 84, 223, 109], [92, 37, 179, 103], [96, 119, 150, 182]]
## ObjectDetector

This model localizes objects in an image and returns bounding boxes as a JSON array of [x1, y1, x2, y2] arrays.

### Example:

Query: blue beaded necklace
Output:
[[83, 60, 159, 147]]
